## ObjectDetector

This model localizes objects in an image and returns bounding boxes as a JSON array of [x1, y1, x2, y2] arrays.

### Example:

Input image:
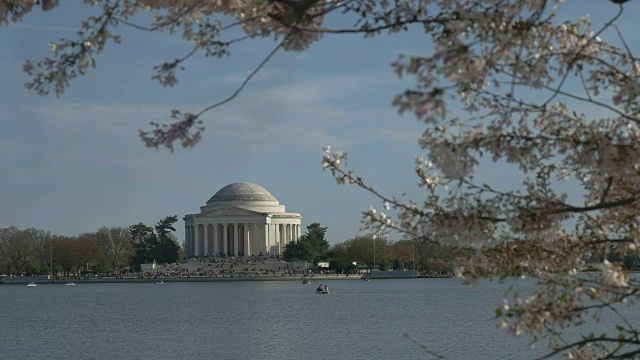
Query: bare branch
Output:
[[139, 31, 293, 151]]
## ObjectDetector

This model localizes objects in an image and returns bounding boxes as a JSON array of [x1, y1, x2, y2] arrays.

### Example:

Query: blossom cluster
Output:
[[322, 0, 640, 356]]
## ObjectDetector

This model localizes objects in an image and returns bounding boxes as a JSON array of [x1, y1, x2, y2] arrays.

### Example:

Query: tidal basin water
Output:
[[0, 277, 626, 359]]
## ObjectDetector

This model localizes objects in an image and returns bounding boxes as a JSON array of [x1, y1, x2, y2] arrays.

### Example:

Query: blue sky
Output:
[[0, 1, 638, 245]]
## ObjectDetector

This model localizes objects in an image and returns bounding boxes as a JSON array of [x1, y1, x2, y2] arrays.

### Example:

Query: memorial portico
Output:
[[183, 182, 302, 258]]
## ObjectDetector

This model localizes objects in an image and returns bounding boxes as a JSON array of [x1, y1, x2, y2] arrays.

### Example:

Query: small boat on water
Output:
[[26, 282, 37, 287], [362, 277, 370, 282], [316, 290, 329, 295], [156, 280, 167, 285], [302, 278, 310, 284], [65, 282, 76, 286]]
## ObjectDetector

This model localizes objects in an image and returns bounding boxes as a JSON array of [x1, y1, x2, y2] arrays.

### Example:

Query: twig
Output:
[[195, 31, 293, 118]]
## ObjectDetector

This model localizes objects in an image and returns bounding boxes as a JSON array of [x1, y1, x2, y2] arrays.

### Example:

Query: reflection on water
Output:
[[0, 278, 632, 359]]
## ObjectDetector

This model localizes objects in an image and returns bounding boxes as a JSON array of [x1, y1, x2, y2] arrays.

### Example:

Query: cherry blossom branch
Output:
[[297, 16, 440, 34], [538, 336, 640, 360], [541, 4, 624, 107], [195, 32, 291, 118], [600, 177, 614, 203], [322, 153, 428, 219], [151, 34, 252, 87], [23, 0, 124, 96], [139, 31, 293, 151], [503, 69, 639, 123]]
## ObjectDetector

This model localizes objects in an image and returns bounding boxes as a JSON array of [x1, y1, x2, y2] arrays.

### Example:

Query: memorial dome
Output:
[[208, 182, 278, 202]]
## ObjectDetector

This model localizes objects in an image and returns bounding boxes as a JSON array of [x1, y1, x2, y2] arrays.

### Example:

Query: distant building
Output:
[[183, 182, 302, 258]]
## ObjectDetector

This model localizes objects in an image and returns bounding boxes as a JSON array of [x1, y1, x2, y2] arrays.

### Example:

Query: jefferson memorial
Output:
[[183, 182, 302, 258]]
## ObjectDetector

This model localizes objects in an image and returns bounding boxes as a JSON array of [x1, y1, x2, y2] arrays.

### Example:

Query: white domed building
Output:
[[183, 182, 302, 258]]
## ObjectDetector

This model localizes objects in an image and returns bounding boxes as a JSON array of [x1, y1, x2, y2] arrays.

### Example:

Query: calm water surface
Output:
[[0, 278, 624, 359]]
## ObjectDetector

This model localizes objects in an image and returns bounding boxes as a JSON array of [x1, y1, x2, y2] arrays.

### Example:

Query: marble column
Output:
[[233, 223, 239, 256], [212, 223, 217, 256], [203, 223, 209, 256], [252, 223, 257, 256], [282, 224, 286, 244], [274, 224, 280, 254], [190, 226, 194, 258], [243, 223, 250, 257], [189, 226, 193, 258], [263, 223, 269, 255], [200, 224, 205, 256], [193, 225, 199, 257], [223, 223, 228, 256]]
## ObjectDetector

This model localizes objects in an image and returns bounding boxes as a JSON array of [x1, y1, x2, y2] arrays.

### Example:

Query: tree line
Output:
[[326, 231, 474, 275], [284, 225, 640, 276], [282, 223, 473, 275], [0, 215, 181, 277]]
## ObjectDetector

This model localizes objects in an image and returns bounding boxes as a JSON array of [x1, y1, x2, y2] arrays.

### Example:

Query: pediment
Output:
[[198, 207, 262, 218]]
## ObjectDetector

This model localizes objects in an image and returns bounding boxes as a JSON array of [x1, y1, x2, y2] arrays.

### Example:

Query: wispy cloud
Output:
[[7, 69, 407, 164], [262, 71, 395, 105], [9, 23, 79, 33]]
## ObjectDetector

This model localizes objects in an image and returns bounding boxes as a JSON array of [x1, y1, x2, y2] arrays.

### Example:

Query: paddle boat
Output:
[[26, 282, 37, 287], [302, 278, 310, 284], [65, 282, 76, 286], [155, 280, 167, 285]]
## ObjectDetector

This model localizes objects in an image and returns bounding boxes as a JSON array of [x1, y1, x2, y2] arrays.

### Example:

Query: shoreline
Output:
[[1, 274, 421, 285], [2, 269, 426, 285]]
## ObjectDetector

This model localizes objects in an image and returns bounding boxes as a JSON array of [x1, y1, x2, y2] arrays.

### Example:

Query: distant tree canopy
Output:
[[0, 227, 50, 276], [0, 216, 181, 277], [401, 229, 475, 273], [328, 235, 391, 271], [129, 215, 180, 265], [96, 226, 133, 273], [325, 230, 477, 274], [282, 222, 329, 264]]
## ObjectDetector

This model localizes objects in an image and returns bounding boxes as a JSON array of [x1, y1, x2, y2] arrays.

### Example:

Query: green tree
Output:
[[391, 240, 413, 270], [329, 258, 348, 273], [0, 227, 49, 276], [299, 222, 329, 264], [282, 239, 309, 262], [283, 223, 330, 264], [129, 222, 157, 265], [341, 234, 390, 270], [154, 215, 180, 264], [129, 216, 180, 265]]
